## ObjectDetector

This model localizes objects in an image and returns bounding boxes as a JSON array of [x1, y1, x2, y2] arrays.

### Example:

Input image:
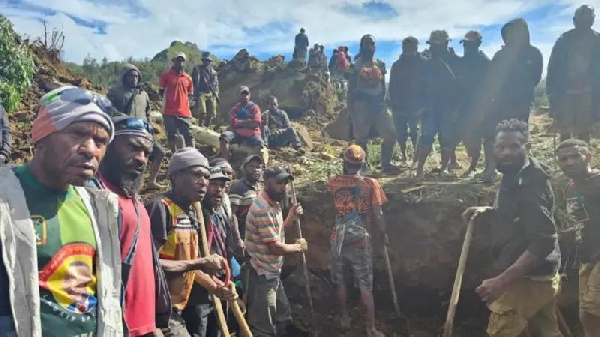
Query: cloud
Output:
[[3, 0, 600, 73]]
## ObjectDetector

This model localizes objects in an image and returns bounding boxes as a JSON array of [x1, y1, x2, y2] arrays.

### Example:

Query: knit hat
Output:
[[168, 147, 209, 175], [32, 86, 114, 144], [113, 115, 153, 142]]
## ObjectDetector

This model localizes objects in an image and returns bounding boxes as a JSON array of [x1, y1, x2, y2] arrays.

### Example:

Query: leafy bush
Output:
[[0, 14, 36, 112]]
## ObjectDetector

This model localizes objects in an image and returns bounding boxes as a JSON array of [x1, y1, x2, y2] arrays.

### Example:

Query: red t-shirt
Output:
[[159, 68, 194, 118], [100, 177, 156, 336]]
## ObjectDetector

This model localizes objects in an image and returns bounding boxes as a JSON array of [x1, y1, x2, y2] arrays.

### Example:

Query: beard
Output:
[[496, 158, 526, 175], [101, 149, 145, 194], [266, 188, 285, 202]]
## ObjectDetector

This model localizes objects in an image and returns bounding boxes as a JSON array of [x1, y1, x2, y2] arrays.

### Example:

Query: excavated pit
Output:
[[278, 178, 501, 336]]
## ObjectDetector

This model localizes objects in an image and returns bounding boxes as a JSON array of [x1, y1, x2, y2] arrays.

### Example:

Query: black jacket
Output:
[[490, 157, 560, 277]]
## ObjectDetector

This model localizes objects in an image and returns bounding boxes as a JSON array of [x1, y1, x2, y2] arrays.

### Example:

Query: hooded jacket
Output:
[[546, 28, 600, 119], [488, 19, 543, 111], [107, 64, 151, 120], [0, 166, 123, 336]]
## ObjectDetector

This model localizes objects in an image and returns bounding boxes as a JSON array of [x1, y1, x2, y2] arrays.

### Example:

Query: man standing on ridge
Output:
[[192, 52, 220, 127], [547, 5, 600, 143], [389, 36, 425, 163], [294, 28, 309, 61], [347, 34, 398, 174], [457, 31, 491, 177], [159, 52, 195, 152], [107, 64, 165, 190]]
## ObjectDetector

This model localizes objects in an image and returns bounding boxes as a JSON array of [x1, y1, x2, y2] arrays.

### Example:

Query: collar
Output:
[[98, 172, 133, 198], [243, 177, 261, 190], [165, 190, 192, 211], [262, 191, 281, 208], [502, 157, 548, 187]]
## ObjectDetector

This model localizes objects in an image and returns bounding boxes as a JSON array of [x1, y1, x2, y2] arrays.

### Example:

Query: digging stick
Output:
[[289, 177, 318, 335], [383, 244, 410, 330], [442, 218, 475, 337], [194, 202, 253, 337]]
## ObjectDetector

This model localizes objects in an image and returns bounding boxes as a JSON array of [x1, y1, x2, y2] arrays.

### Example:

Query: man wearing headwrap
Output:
[[479, 18, 543, 182], [547, 5, 600, 143], [348, 34, 398, 174], [90, 116, 172, 336], [0, 86, 123, 336], [146, 148, 233, 337], [107, 64, 166, 190]]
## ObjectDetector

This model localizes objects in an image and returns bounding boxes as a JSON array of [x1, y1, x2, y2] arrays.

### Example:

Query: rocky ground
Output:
[[10, 43, 596, 336]]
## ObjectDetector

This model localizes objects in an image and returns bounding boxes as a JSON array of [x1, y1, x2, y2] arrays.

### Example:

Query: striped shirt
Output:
[[245, 191, 285, 277]]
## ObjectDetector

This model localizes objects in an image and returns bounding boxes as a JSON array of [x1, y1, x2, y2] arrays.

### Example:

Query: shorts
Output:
[[420, 111, 458, 149], [330, 242, 373, 291], [155, 310, 191, 337], [220, 131, 264, 147], [351, 95, 396, 143], [486, 276, 561, 337], [579, 261, 600, 316], [163, 115, 191, 141]]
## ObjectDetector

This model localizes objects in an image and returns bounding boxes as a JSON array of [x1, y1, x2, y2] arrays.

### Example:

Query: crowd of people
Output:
[[0, 4, 599, 337]]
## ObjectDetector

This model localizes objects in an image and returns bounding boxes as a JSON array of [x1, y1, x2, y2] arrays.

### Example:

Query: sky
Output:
[[2, 0, 600, 73]]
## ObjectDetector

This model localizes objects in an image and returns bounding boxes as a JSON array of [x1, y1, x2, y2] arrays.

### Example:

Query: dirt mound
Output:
[[9, 43, 96, 164], [216, 49, 339, 121]]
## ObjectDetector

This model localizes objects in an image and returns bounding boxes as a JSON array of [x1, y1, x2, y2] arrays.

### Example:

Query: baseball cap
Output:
[[427, 30, 450, 45], [461, 30, 482, 43], [264, 166, 294, 182], [209, 166, 231, 181], [239, 86, 250, 95], [172, 52, 187, 61]]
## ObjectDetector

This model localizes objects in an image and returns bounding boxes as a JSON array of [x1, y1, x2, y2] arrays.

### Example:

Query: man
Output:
[[294, 28, 309, 61], [457, 31, 491, 177], [348, 34, 397, 173], [183, 166, 236, 336], [107, 64, 165, 190], [229, 155, 264, 240], [308, 44, 320, 70], [328, 145, 388, 337], [462, 119, 561, 337], [388, 36, 425, 163], [219, 86, 264, 161], [0, 104, 11, 165], [480, 19, 543, 182], [93, 116, 171, 336], [262, 96, 303, 151], [147, 148, 233, 337], [0, 86, 122, 336], [244, 166, 307, 336], [159, 52, 195, 152], [556, 139, 600, 336], [416, 30, 461, 176], [547, 5, 600, 143], [318, 45, 328, 71], [192, 52, 220, 127], [328, 49, 339, 73]]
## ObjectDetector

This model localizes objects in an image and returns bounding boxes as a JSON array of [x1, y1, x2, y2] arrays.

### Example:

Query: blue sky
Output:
[[2, 0, 599, 73]]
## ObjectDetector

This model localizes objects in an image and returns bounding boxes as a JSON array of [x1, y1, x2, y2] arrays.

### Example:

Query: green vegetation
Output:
[[67, 41, 219, 89], [534, 78, 549, 109], [0, 14, 36, 112]]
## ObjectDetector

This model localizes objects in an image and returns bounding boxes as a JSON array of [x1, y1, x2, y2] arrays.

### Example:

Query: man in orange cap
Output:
[[327, 145, 389, 337]]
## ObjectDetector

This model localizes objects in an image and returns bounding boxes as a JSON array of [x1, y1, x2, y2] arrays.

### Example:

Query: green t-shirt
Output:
[[14, 165, 98, 336]]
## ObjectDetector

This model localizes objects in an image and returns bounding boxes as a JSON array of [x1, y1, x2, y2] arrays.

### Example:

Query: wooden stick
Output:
[[194, 202, 253, 337], [289, 177, 318, 335], [442, 218, 475, 337], [383, 245, 411, 332]]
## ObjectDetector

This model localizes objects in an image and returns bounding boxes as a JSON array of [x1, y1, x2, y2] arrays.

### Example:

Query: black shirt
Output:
[[565, 173, 600, 263], [490, 157, 560, 277]]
